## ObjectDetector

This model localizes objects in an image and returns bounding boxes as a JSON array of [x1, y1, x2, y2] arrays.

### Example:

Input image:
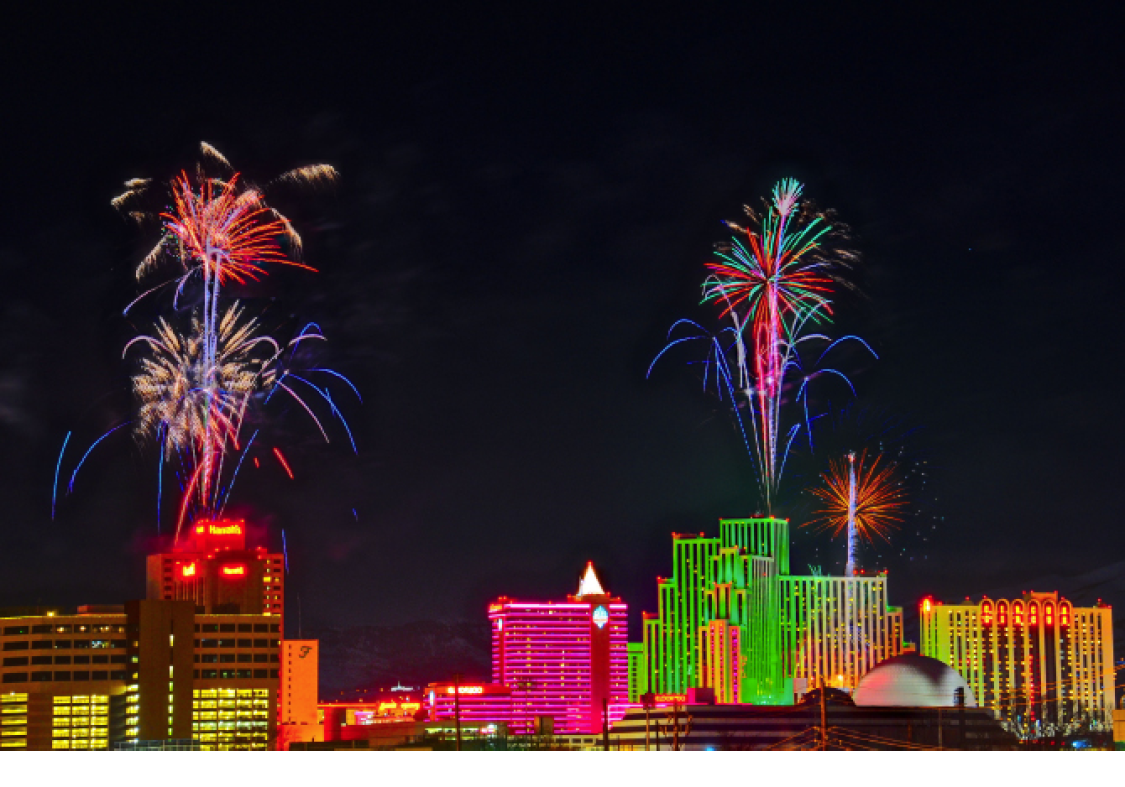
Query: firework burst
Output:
[[113, 142, 337, 309], [125, 305, 358, 537], [805, 449, 908, 575], [99, 143, 347, 538], [127, 305, 277, 534], [702, 179, 859, 511], [651, 179, 870, 512], [127, 305, 278, 458], [56, 146, 354, 536]]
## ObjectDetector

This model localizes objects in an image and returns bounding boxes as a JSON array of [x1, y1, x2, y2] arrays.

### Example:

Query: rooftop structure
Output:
[[853, 653, 977, 707], [146, 519, 285, 628]]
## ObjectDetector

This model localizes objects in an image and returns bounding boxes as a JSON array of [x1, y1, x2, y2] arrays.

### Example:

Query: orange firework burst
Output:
[[112, 141, 338, 288], [805, 450, 907, 544], [160, 171, 315, 285]]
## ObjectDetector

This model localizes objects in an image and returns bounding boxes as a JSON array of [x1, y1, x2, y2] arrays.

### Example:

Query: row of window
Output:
[[2, 624, 125, 636], [2, 671, 126, 683], [194, 711, 270, 720], [54, 695, 110, 706], [192, 720, 269, 729], [52, 740, 109, 749], [195, 623, 280, 633], [196, 639, 279, 649], [2, 640, 125, 651], [194, 688, 270, 698], [52, 717, 110, 727], [4, 655, 125, 666], [194, 699, 269, 709], [196, 654, 277, 664], [194, 669, 278, 679]]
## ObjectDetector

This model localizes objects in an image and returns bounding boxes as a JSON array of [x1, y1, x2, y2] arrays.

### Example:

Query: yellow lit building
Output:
[[920, 591, 1115, 737], [1, 604, 281, 750], [2, 519, 290, 750], [780, 574, 905, 695], [0, 608, 128, 750]]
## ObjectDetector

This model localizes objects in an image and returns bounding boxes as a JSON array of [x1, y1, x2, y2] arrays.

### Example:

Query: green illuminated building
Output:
[[626, 643, 645, 702], [642, 517, 904, 704]]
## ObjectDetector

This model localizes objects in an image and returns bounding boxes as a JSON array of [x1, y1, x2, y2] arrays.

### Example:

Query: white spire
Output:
[[576, 562, 606, 597]]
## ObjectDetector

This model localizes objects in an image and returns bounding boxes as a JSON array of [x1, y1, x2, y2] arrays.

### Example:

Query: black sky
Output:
[[1, 7, 1122, 638]]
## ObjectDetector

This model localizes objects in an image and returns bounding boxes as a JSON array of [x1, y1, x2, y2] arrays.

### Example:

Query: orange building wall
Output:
[[280, 640, 318, 724], [278, 640, 320, 751]]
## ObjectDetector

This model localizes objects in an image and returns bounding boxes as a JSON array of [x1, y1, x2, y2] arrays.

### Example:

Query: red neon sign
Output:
[[181, 563, 196, 578], [221, 565, 246, 577], [654, 694, 687, 704], [445, 686, 483, 695], [209, 523, 243, 536]]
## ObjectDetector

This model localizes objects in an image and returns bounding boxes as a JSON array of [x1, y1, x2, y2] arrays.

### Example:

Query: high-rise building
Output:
[[779, 575, 904, 694], [0, 603, 281, 750], [920, 591, 1115, 736], [488, 563, 628, 734], [0, 607, 127, 751], [0, 519, 292, 751], [643, 517, 905, 704], [146, 519, 285, 628]]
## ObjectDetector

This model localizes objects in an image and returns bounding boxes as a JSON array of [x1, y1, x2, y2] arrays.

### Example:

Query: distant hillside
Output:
[[312, 619, 491, 698], [312, 562, 1125, 700]]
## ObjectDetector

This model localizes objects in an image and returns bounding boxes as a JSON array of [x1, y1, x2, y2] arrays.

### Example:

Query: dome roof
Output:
[[853, 654, 976, 708]]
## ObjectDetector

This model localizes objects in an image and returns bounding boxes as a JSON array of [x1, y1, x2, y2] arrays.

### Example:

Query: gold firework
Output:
[[804, 450, 907, 544], [127, 304, 279, 458]]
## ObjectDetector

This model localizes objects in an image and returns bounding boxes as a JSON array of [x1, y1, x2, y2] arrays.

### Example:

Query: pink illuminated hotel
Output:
[[427, 563, 630, 734]]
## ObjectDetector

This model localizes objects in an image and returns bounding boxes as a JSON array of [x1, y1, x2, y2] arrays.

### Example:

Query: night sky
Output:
[[1, 8, 1121, 640]]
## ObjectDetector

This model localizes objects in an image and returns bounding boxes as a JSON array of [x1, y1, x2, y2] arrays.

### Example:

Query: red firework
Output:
[[163, 171, 316, 285]]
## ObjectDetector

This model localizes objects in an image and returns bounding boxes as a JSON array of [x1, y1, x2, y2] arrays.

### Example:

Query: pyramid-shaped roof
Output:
[[576, 561, 606, 598]]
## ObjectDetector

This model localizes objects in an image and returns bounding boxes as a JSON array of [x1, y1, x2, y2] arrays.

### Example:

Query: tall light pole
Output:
[[641, 692, 654, 751]]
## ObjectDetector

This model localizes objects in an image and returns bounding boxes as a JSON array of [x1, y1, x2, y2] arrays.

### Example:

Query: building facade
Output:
[[488, 563, 628, 734], [643, 517, 905, 704], [626, 642, 645, 702], [920, 591, 1115, 736], [1, 604, 281, 750], [277, 639, 320, 750], [780, 575, 904, 694], [146, 519, 285, 628], [1, 520, 290, 751], [1, 608, 127, 750]]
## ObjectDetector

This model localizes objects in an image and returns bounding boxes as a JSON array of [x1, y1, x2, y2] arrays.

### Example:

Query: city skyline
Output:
[[0, 6, 1122, 647]]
